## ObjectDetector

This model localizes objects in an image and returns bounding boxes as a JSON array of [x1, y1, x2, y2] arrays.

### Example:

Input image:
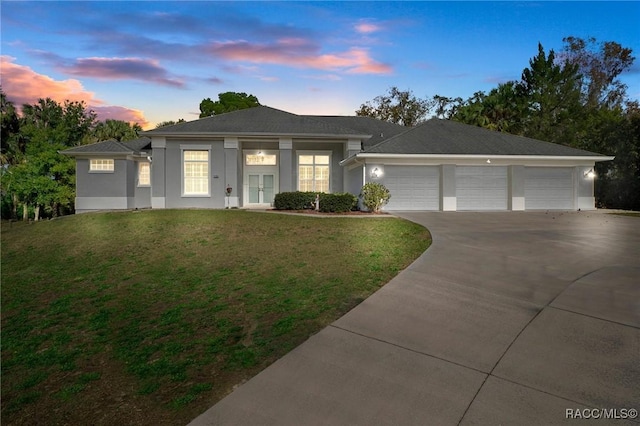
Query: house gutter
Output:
[[143, 131, 371, 140], [340, 153, 614, 166]]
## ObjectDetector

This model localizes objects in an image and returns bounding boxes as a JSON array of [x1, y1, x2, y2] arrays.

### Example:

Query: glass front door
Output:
[[248, 173, 275, 205]]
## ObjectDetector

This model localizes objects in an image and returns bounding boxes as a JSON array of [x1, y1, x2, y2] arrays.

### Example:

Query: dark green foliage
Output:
[[443, 37, 638, 210], [155, 119, 186, 128], [274, 192, 357, 213], [318, 193, 357, 213], [274, 191, 318, 210], [356, 86, 431, 126], [0, 93, 97, 220], [91, 119, 141, 142], [199, 92, 261, 118]]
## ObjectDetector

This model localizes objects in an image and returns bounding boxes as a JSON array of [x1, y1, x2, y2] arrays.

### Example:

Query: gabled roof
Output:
[[60, 137, 151, 156], [365, 119, 605, 157], [145, 106, 370, 138]]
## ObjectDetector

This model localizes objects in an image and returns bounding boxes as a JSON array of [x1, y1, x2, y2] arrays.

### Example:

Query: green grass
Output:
[[1, 210, 430, 425], [608, 212, 640, 218]]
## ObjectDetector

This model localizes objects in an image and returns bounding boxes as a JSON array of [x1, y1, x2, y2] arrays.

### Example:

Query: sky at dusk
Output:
[[1, 1, 639, 130]]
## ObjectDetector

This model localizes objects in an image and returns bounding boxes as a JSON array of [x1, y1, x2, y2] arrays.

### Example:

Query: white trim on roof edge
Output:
[[340, 153, 614, 167], [145, 131, 372, 140]]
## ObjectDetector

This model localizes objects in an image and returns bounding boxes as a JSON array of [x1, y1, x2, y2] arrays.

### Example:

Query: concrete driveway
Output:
[[191, 211, 640, 425]]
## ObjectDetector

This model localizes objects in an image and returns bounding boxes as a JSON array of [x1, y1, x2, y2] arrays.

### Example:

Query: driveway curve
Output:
[[191, 211, 640, 425]]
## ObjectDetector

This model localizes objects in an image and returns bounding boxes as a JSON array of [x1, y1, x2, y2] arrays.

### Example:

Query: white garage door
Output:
[[456, 166, 508, 211], [525, 167, 574, 210], [383, 166, 440, 210]]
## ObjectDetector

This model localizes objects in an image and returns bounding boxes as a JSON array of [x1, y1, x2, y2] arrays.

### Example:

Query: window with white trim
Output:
[[298, 153, 330, 192], [138, 162, 150, 186], [89, 159, 114, 172], [183, 150, 209, 195]]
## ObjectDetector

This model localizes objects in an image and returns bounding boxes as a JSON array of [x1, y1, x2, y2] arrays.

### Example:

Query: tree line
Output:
[[0, 90, 259, 220], [356, 37, 639, 210], [0, 93, 143, 220]]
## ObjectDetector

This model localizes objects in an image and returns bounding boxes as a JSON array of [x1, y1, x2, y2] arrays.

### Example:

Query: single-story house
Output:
[[61, 106, 613, 213]]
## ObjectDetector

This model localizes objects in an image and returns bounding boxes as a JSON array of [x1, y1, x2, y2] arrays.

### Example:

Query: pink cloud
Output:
[[1, 56, 148, 127], [355, 22, 382, 34], [209, 39, 392, 75], [91, 106, 149, 128], [343, 49, 393, 74], [1, 55, 99, 107], [63, 57, 184, 88]]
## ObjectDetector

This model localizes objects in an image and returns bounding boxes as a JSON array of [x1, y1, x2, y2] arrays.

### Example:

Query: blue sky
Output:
[[2, 1, 639, 129]]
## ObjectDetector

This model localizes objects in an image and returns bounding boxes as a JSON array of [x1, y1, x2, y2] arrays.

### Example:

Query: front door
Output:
[[242, 156, 280, 209], [248, 173, 275, 205]]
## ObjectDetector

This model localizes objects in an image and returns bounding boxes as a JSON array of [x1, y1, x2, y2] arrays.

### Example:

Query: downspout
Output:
[[362, 160, 367, 185]]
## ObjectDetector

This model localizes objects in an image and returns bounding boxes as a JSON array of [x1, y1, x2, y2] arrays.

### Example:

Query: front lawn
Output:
[[1, 210, 430, 425]]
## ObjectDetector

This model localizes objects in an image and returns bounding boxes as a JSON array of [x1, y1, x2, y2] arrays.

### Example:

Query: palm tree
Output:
[[92, 119, 142, 142]]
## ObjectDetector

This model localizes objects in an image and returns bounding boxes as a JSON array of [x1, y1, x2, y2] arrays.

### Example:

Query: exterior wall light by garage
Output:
[[371, 167, 380, 178], [584, 169, 596, 179]]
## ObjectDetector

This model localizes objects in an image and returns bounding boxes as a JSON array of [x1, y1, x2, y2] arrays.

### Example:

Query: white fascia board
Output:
[[63, 152, 133, 159], [345, 153, 614, 166], [339, 153, 359, 167], [148, 131, 370, 140]]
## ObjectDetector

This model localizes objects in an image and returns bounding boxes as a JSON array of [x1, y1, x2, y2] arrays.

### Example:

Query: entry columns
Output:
[[279, 138, 293, 192], [151, 136, 166, 208], [224, 137, 239, 208]]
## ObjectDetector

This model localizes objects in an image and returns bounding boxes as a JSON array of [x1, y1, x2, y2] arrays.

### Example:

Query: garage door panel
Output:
[[384, 166, 440, 210], [525, 168, 574, 210], [456, 166, 508, 211]]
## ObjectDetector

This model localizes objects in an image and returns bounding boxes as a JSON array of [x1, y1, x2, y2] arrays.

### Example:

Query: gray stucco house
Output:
[[62, 106, 613, 213]]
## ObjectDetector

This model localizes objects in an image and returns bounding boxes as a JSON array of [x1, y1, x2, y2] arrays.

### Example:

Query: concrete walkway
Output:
[[190, 211, 640, 425]]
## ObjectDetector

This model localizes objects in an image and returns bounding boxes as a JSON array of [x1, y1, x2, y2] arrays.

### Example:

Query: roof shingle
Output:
[[365, 119, 605, 157], [60, 137, 150, 155], [145, 106, 369, 137]]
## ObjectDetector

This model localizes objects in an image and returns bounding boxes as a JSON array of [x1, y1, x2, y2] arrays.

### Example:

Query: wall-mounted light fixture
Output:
[[584, 169, 596, 179], [371, 167, 382, 179]]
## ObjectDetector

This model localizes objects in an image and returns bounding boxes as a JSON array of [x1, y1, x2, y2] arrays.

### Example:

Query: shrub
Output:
[[360, 182, 391, 213], [274, 192, 357, 213], [274, 192, 317, 210], [318, 193, 357, 213]]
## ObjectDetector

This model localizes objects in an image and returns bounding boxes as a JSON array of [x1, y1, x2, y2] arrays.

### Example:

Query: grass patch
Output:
[[1, 210, 430, 425], [608, 212, 640, 218]]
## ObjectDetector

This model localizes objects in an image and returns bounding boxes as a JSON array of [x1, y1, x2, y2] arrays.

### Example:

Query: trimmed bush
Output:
[[274, 191, 357, 213], [360, 182, 391, 213], [274, 192, 317, 210], [319, 193, 357, 213]]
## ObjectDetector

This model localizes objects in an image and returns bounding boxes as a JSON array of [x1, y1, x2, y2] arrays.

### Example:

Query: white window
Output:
[[183, 150, 209, 195], [89, 159, 114, 172], [298, 153, 330, 192], [138, 162, 150, 186], [246, 154, 277, 166]]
